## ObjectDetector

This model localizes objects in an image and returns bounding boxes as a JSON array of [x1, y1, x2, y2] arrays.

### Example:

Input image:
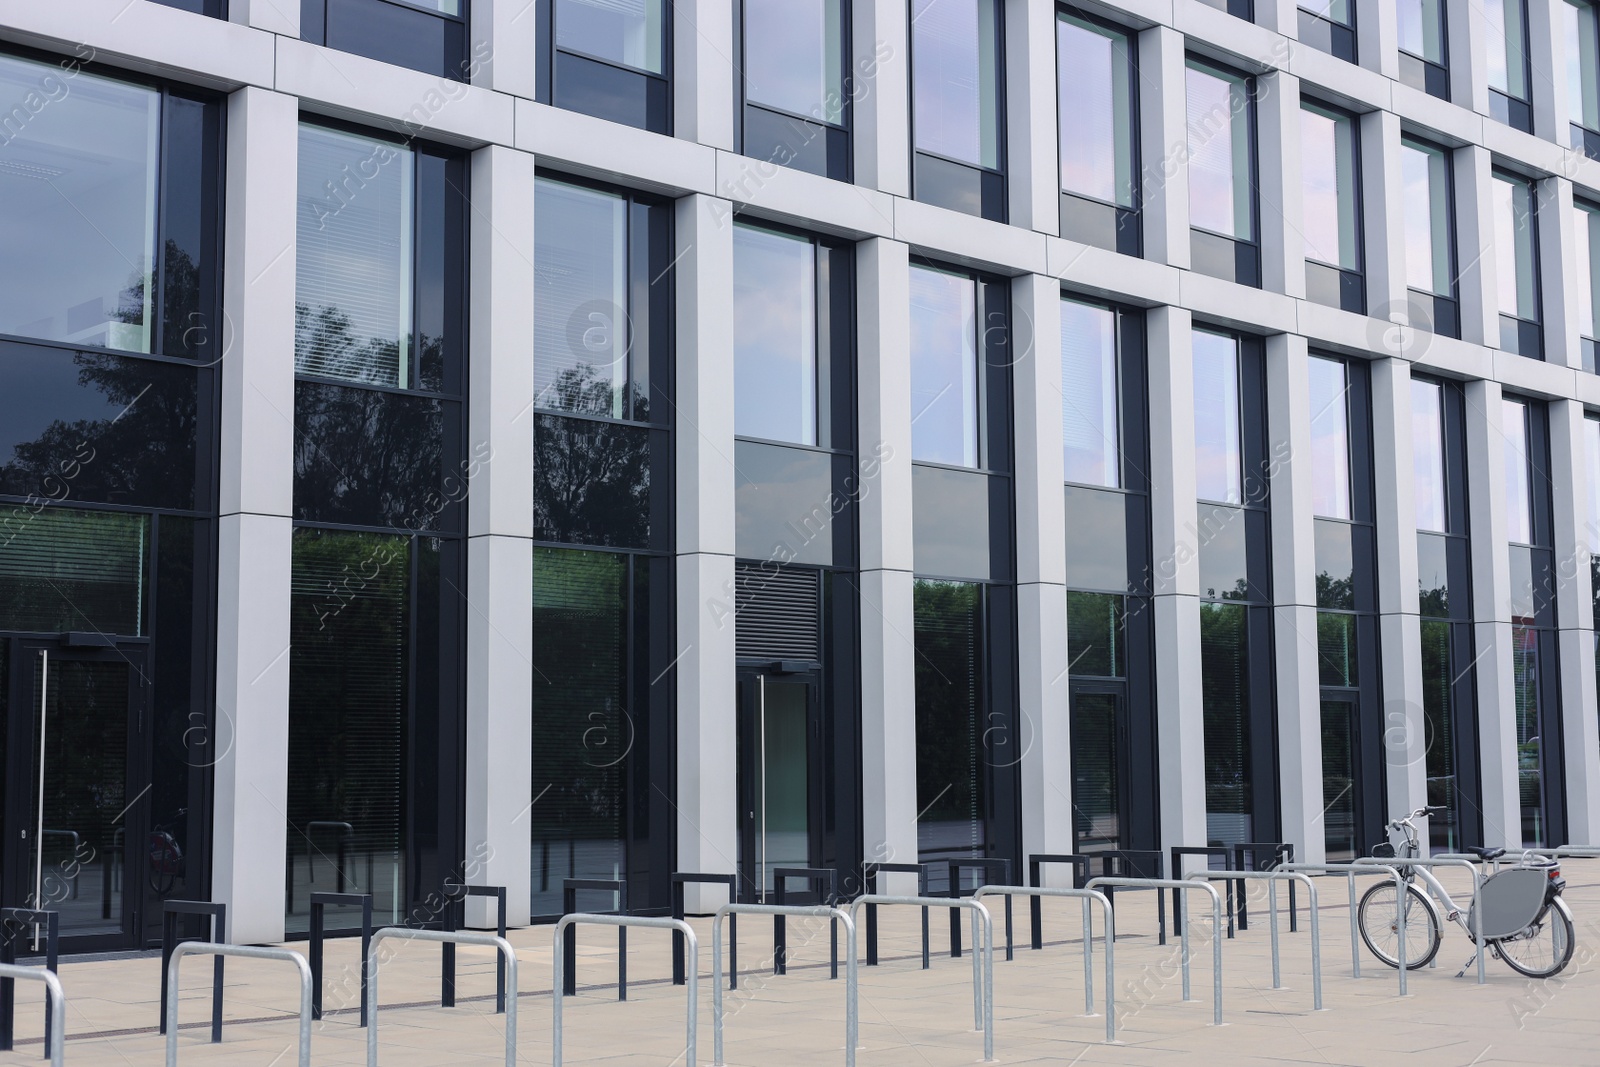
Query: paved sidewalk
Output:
[[4, 863, 1596, 1065]]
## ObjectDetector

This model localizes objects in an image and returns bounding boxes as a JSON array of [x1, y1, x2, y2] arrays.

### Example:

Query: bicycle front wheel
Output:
[[1494, 897, 1575, 979], [1358, 881, 1441, 970]]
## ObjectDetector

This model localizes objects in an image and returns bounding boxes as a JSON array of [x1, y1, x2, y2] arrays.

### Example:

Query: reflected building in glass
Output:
[[11, 0, 1600, 954]]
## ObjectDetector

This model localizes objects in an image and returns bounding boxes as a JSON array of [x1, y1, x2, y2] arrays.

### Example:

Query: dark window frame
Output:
[[1300, 98, 1366, 314], [301, 0, 472, 80], [1493, 167, 1543, 360], [1055, 4, 1141, 256], [735, 0, 853, 181], [1488, 0, 1534, 132], [1297, 2, 1357, 63], [149, 0, 229, 16], [1401, 134, 1461, 340], [1398, 0, 1450, 99], [907, 0, 1009, 223], [535, 0, 674, 135], [1184, 56, 1261, 289]]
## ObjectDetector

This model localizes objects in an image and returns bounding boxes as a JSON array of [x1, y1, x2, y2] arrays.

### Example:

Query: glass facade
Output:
[[911, 0, 1004, 219], [1493, 171, 1541, 358], [1301, 103, 1362, 311], [1186, 59, 1258, 286], [1056, 11, 1138, 254], [0, 52, 221, 951], [288, 120, 467, 934], [1504, 398, 1534, 545], [1577, 202, 1600, 371], [915, 579, 989, 865], [735, 226, 818, 446], [1299, 0, 1355, 62], [1401, 138, 1456, 335], [1486, 0, 1533, 130], [301, 0, 470, 79], [541, 0, 671, 133], [1061, 300, 1119, 489], [1567, 2, 1600, 140], [1193, 330, 1243, 505], [910, 266, 980, 468], [1399, 0, 1446, 64], [740, 0, 849, 178]]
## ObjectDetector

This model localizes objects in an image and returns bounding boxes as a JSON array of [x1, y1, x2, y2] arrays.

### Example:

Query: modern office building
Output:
[[4, 0, 1600, 952]]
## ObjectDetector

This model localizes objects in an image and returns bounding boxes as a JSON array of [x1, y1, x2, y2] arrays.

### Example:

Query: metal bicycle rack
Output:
[[165, 943, 311, 1067], [1085, 877, 1224, 1026], [1277, 862, 1407, 994], [1354, 856, 1485, 984], [553, 914, 696, 1067], [971, 886, 1115, 1043], [0, 908, 59, 1053], [712, 904, 856, 1067], [847, 894, 995, 1063], [366, 928, 518, 1067], [1187, 870, 1322, 1010], [309, 891, 373, 1025], [0, 965, 64, 1067]]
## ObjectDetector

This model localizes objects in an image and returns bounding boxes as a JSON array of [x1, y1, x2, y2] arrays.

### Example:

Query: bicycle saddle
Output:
[[1465, 846, 1507, 861]]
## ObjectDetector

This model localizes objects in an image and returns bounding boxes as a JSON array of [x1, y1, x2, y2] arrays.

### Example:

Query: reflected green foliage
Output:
[[1200, 601, 1250, 820], [1067, 590, 1124, 678], [533, 369, 654, 549], [1316, 567, 1354, 611], [914, 579, 987, 859], [1420, 618, 1457, 851], [0, 507, 148, 635], [1317, 611, 1358, 688]]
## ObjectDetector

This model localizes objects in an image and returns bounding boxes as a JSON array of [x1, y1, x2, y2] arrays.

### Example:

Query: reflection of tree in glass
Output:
[[295, 303, 404, 386], [913, 579, 986, 858], [533, 368, 652, 548], [294, 380, 446, 531], [1200, 600, 1250, 822], [0, 350, 196, 509]]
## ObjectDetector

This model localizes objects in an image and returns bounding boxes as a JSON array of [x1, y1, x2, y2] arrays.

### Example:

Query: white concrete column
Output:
[[1455, 145, 1500, 349], [1370, 358, 1428, 820], [1455, 0, 1493, 118], [674, 0, 735, 149], [1139, 24, 1190, 271], [857, 238, 919, 884], [1542, 177, 1582, 370], [1549, 400, 1600, 842], [1146, 307, 1207, 857], [1004, 0, 1057, 234], [1257, 70, 1302, 299], [1464, 379, 1522, 847], [1529, 0, 1565, 143], [1359, 0, 1400, 80], [674, 195, 739, 898], [469, 0, 539, 98], [229, 0, 297, 34], [853, 0, 910, 197], [463, 145, 537, 926], [1012, 276, 1071, 870], [1363, 109, 1407, 326], [1265, 334, 1324, 863], [213, 86, 298, 945]]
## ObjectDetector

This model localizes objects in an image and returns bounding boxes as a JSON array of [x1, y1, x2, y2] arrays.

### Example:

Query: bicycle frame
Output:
[[1384, 818, 1480, 938]]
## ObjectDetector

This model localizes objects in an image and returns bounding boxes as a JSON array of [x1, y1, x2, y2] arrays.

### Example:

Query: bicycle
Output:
[[1355, 806, 1574, 978]]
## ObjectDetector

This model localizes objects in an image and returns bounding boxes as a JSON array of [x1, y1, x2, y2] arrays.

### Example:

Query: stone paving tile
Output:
[[6, 872, 1600, 1063]]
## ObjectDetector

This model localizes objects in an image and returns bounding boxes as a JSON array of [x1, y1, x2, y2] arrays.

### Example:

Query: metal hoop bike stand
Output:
[[1086, 877, 1224, 1026], [1277, 862, 1407, 994], [0, 965, 63, 1067], [366, 928, 518, 1067], [1353, 856, 1484, 985], [1187, 871, 1321, 1010], [712, 904, 856, 1067], [971, 886, 1115, 1042], [847, 895, 995, 1062], [165, 944, 311, 1067], [553, 914, 696, 1067]]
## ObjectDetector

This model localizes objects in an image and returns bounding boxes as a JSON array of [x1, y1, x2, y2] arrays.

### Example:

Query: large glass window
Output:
[[1493, 171, 1541, 359], [0, 56, 159, 353], [1486, 0, 1533, 131], [1057, 11, 1138, 255], [1577, 201, 1600, 372], [1504, 398, 1533, 545], [1193, 330, 1242, 505], [911, 0, 1005, 220], [1399, 0, 1448, 97], [541, 0, 671, 133], [296, 125, 414, 388], [741, 0, 848, 180], [534, 178, 631, 419], [735, 227, 817, 445], [1201, 601, 1253, 840], [1568, 1, 1600, 154], [1412, 378, 1448, 533], [301, 0, 469, 79], [910, 266, 979, 468], [1310, 356, 1351, 521], [1061, 299, 1119, 488], [1300, 103, 1363, 312], [1401, 138, 1457, 337], [1299, 0, 1356, 62], [1186, 60, 1258, 287]]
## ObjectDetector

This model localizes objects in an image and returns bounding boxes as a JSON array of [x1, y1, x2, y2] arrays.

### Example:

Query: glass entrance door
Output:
[[1069, 684, 1128, 856], [737, 670, 821, 902], [5, 643, 147, 951]]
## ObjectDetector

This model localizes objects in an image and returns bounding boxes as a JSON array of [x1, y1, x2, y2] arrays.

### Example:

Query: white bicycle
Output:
[[1356, 806, 1575, 979]]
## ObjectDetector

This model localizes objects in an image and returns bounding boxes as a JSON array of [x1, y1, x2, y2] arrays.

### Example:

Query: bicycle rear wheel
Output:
[[1494, 897, 1575, 978], [1358, 881, 1441, 970]]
